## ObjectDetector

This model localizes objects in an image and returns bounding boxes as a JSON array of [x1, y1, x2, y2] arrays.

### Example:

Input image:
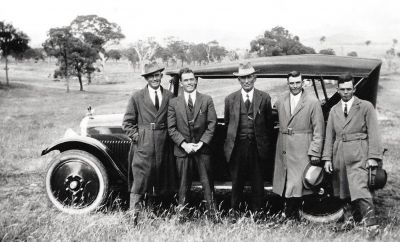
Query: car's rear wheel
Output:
[[301, 193, 344, 223], [45, 149, 109, 214]]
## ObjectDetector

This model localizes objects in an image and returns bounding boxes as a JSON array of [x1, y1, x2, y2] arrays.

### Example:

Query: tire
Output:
[[300, 195, 344, 223], [45, 149, 109, 214]]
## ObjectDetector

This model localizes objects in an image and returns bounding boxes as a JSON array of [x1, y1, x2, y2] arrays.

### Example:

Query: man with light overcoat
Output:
[[323, 73, 382, 227], [273, 71, 325, 220]]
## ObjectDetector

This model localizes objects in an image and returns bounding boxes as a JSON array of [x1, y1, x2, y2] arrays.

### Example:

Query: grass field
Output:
[[1, 61, 400, 241]]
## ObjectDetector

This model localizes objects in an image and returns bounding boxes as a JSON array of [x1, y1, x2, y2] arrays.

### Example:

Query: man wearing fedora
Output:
[[323, 73, 383, 229], [168, 67, 217, 220], [224, 62, 274, 213], [122, 62, 176, 221], [273, 71, 325, 220]]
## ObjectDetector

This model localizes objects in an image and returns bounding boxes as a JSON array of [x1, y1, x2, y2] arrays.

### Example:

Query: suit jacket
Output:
[[223, 88, 273, 163], [322, 97, 382, 200], [273, 90, 325, 197], [168, 91, 217, 157]]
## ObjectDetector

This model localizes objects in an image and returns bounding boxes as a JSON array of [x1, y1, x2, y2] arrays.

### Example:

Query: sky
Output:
[[1, 0, 399, 49]]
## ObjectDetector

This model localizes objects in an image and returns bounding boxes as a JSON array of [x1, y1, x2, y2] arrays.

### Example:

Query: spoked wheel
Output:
[[301, 190, 344, 223], [45, 150, 109, 214]]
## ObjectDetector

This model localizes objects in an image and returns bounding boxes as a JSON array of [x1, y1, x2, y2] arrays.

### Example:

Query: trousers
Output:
[[176, 153, 215, 209], [230, 138, 264, 211]]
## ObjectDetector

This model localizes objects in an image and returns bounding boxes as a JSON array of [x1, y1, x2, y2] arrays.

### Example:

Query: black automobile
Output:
[[42, 54, 383, 222]]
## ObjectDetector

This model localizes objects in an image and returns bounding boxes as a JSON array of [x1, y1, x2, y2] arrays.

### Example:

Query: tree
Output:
[[154, 46, 172, 66], [206, 40, 218, 63], [347, 51, 358, 57], [166, 38, 189, 66], [250, 26, 315, 56], [187, 43, 208, 65], [43, 26, 99, 91], [320, 36, 326, 45], [122, 47, 140, 71], [131, 37, 160, 69], [210, 45, 227, 62], [385, 47, 398, 72], [70, 40, 99, 90], [106, 49, 122, 62], [319, 48, 336, 55], [70, 15, 125, 82], [22, 48, 45, 62], [0, 21, 30, 85], [228, 50, 239, 61]]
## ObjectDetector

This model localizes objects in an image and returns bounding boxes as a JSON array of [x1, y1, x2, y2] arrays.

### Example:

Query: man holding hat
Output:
[[322, 73, 383, 228], [273, 70, 325, 220], [122, 62, 175, 219], [224, 62, 274, 212]]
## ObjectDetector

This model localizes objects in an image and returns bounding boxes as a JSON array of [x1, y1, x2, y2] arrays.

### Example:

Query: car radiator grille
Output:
[[99, 140, 131, 173]]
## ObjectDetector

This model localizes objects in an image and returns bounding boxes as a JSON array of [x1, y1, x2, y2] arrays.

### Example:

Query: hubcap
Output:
[[69, 180, 78, 190], [50, 159, 101, 208]]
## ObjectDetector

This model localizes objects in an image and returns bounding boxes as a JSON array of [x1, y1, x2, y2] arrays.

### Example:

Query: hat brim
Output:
[[233, 70, 258, 77], [141, 67, 165, 77], [303, 164, 324, 189]]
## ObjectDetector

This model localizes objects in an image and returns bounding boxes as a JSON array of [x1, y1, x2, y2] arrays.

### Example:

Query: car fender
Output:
[[41, 136, 127, 181]]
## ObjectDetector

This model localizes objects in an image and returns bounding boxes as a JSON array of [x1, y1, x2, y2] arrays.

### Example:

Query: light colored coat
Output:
[[322, 97, 383, 201], [273, 90, 325, 198]]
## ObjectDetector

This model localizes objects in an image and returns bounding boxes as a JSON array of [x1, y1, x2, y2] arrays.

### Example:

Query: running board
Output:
[[192, 182, 273, 191]]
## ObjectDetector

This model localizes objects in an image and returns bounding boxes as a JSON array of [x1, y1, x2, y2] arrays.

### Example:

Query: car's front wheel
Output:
[[45, 149, 109, 214]]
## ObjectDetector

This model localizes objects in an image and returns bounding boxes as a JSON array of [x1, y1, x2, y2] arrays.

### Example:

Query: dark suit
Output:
[[168, 91, 217, 207], [224, 88, 273, 210], [122, 85, 176, 208]]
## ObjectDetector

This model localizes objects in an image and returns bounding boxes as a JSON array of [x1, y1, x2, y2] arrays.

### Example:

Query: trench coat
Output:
[[223, 88, 273, 163], [122, 85, 176, 194], [167, 92, 217, 157], [273, 90, 325, 198], [322, 97, 383, 201]]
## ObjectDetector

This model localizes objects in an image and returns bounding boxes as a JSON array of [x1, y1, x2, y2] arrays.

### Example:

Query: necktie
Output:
[[154, 91, 159, 110], [245, 94, 250, 113], [344, 103, 348, 118], [188, 94, 194, 111]]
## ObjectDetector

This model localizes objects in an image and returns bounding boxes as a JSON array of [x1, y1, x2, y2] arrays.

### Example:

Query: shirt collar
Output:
[[241, 88, 254, 101], [290, 89, 303, 98], [184, 90, 197, 102], [148, 85, 161, 93], [341, 96, 355, 108]]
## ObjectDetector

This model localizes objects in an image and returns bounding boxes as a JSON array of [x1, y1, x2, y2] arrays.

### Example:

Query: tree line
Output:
[[3, 15, 398, 91]]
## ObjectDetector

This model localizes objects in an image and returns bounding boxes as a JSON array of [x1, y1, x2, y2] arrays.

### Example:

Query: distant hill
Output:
[[302, 32, 394, 58]]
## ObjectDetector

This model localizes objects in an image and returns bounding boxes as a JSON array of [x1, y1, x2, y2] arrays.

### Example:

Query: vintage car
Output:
[[42, 54, 383, 222]]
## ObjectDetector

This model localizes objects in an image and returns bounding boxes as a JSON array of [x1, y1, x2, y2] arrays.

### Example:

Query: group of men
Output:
[[122, 61, 383, 228]]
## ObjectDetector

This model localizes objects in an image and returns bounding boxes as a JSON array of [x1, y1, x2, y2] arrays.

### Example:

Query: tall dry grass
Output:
[[1, 63, 400, 241]]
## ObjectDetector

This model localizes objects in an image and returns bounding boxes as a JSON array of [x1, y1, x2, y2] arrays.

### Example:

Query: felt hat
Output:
[[141, 62, 165, 77], [233, 62, 257, 77]]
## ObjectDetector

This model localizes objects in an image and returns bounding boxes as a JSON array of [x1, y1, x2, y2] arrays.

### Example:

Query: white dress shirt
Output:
[[290, 92, 302, 115], [184, 90, 197, 106], [341, 96, 355, 113], [148, 86, 162, 107], [241, 88, 254, 103]]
